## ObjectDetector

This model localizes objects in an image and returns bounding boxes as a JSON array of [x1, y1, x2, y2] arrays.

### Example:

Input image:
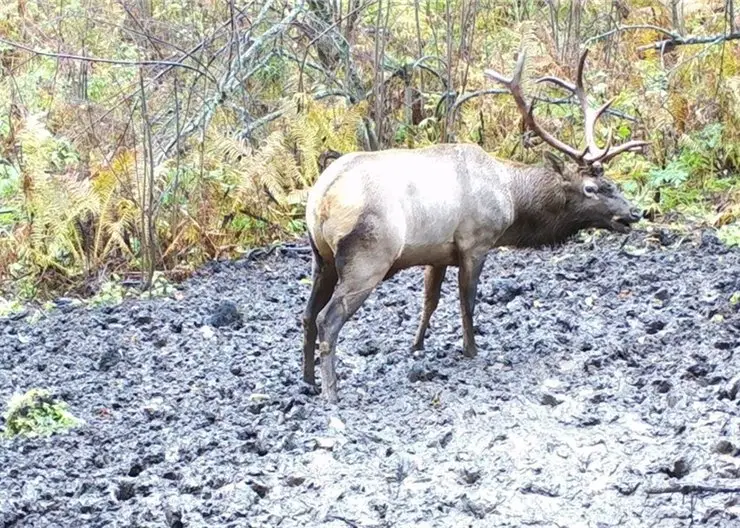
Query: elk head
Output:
[[484, 48, 648, 235]]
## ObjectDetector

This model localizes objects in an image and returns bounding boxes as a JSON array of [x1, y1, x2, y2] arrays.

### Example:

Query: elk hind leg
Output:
[[302, 244, 338, 386], [316, 243, 393, 403]]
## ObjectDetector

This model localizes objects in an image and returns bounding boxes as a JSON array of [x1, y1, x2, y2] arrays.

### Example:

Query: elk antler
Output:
[[534, 49, 649, 164], [484, 51, 584, 163], [485, 48, 649, 166]]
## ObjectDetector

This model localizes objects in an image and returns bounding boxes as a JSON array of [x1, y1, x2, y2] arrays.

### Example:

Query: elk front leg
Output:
[[302, 252, 338, 386], [412, 265, 447, 351], [457, 252, 487, 358]]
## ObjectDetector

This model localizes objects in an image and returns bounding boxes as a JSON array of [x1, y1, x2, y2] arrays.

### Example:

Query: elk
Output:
[[302, 48, 649, 402]]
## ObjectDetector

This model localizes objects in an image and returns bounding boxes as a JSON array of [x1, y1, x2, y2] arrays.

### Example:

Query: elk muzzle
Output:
[[610, 207, 642, 233]]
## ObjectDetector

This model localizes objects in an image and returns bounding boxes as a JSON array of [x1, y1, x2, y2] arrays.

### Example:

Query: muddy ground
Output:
[[1, 227, 739, 528]]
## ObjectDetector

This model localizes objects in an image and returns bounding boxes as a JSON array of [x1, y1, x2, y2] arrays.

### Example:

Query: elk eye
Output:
[[584, 183, 599, 198]]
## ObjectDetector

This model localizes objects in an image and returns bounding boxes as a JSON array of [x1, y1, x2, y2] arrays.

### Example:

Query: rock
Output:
[[615, 480, 640, 496], [460, 467, 482, 485], [717, 459, 740, 479], [114, 479, 136, 501], [656, 229, 676, 246], [284, 475, 305, 487], [700, 230, 728, 254], [644, 318, 666, 334], [208, 301, 243, 328], [540, 393, 563, 407], [97, 348, 122, 372], [714, 440, 736, 455], [407, 361, 446, 382], [653, 379, 672, 394], [133, 310, 153, 326], [457, 493, 487, 519], [720, 374, 740, 401], [654, 288, 670, 301], [487, 278, 523, 304], [217, 480, 259, 516], [686, 362, 711, 378], [661, 458, 691, 479], [248, 479, 270, 498], [519, 482, 560, 497], [314, 437, 337, 450], [328, 416, 346, 433], [163, 505, 184, 528], [438, 430, 453, 448]]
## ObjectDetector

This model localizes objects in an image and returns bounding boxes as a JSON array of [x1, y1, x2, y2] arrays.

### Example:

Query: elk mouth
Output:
[[610, 215, 636, 233]]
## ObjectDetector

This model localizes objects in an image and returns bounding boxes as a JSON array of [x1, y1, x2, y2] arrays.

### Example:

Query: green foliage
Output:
[[0, 296, 24, 317], [88, 271, 174, 307], [648, 160, 690, 188], [0, 0, 738, 302], [3, 388, 84, 439], [717, 224, 740, 248]]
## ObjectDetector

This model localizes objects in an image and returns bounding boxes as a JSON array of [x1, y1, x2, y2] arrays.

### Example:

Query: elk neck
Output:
[[496, 166, 592, 249]]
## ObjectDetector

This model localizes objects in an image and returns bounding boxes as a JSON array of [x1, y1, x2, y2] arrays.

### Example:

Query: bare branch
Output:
[[296, 0, 377, 94], [647, 484, 740, 495], [583, 24, 679, 47], [0, 36, 216, 82], [637, 31, 740, 53], [449, 88, 508, 119]]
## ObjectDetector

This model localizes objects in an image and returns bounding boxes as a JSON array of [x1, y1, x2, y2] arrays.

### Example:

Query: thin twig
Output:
[[0, 36, 216, 82], [296, 0, 376, 94], [583, 24, 679, 47], [647, 484, 740, 495], [449, 88, 508, 118], [637, 31, 740, 52]]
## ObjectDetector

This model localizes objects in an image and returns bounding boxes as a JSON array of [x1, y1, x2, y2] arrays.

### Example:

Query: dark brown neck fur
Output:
[[496, 167, 591, 248]]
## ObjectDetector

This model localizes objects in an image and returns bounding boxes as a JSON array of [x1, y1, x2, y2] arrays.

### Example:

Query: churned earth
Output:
[[1, 227, 740, 528]]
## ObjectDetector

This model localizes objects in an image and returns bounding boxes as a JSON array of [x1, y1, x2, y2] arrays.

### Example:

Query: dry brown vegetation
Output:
[[0, 0, 739, 302]]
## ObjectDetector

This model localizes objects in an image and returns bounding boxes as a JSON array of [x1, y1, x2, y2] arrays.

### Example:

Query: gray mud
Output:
[[1, 228, 739, 527]]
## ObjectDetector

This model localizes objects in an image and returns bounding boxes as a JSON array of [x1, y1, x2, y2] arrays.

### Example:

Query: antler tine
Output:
[[485, 51, 584, 162], [532, 50, 611, 162], [488, 47, 650, 167], [534, 75, 576, 93], [598, 139, 650, 164], [571, 48, 610, 162]]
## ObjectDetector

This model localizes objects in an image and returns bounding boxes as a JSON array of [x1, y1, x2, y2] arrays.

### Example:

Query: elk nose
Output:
[[630, 207, 643, 221]]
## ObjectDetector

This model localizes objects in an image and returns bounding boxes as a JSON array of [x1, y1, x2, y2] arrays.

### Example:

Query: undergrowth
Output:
[[0, 0, 738, 303], [2, 388, 84, 439]]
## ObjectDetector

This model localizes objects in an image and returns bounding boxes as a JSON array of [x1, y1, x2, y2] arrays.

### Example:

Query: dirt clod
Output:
[[208, 301, 243, 328]]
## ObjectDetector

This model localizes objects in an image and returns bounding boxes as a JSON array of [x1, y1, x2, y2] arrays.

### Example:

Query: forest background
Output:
[[0, 0, 739, 307]]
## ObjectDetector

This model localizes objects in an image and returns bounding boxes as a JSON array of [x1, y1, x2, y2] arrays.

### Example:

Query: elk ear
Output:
[[543, 151, 565, 176]]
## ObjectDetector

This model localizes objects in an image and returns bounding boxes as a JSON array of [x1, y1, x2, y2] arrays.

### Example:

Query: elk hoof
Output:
[[322, 387, 339, 404], [411, 341, 424, 352], [463, 345, 478, 358], [299, 381, 320, 396]]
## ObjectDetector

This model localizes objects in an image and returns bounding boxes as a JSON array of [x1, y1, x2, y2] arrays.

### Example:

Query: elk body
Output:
[[302, 49, 649, 402]]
